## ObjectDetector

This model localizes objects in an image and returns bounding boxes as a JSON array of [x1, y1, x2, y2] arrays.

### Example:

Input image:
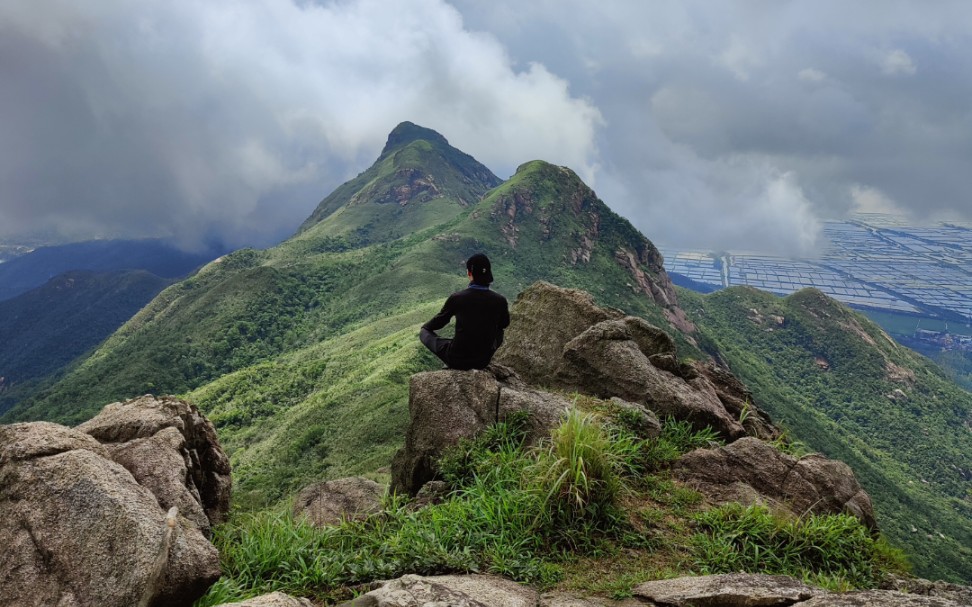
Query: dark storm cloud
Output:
[[0, 0, 600, 249], [453, 0, 972, 254]]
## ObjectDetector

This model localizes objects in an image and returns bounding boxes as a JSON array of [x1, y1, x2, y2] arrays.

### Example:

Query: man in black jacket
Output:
[[420, 253, 510, 370]]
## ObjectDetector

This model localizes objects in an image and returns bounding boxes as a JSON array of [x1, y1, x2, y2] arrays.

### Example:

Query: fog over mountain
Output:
[[2, 0, 970, 254]]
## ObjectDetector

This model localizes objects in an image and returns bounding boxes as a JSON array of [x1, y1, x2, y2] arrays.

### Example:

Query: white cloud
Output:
[[851, 184, 907, 215], [0, 0, 601, 247], [882, 49, 917, 76]]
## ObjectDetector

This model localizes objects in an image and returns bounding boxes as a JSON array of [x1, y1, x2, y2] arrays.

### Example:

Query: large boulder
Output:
[[632, 573, 817, 606], [0, 422, 220, 607], [293, 477, 385, 528], [798, 591, 963, 606], [77, 395, 231, 534], [494, 281, 776, 440], [337, 574, 538, 607], [494, 281, 622, 385], [557, 318, 746, 439], [391, 367, 570, 496], [674, 437, 876, 530]]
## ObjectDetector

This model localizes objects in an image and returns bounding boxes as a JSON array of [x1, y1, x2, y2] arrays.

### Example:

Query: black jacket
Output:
[[422, 285, 510, 369]]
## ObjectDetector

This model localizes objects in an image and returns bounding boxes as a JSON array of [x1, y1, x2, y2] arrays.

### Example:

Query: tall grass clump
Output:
[[691, 504, 909, 589]]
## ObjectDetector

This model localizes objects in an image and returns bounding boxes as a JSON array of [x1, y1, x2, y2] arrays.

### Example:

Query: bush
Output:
[[691, 504, 909, 589]]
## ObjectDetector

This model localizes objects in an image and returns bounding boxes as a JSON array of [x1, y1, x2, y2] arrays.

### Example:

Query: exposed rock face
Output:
[[674, 437, 876, 530], [881, 575, 972, 605], [557, 317, 746, 439], [632, 573, 817, 606], [798, 591, 963, 606], [337, 574, 538, 607], [215, 592, 314, 607], [494, 281, 622, 385], [493, 282, 775, 441], [293, 476, 385, 528], [391, 367, 570, 495], [0, 421, 220, 607], [630, 574, 967, 607], [77, 395, 231, 533]]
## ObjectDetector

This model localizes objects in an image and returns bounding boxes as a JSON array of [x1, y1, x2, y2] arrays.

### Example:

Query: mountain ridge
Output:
[[2, 123, 970, 582]]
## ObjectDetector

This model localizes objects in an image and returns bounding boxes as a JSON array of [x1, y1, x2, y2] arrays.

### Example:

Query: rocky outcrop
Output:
[[799, 592, 963, 606], [494, 281, 622, 385], [0, 421, 220, 607], [495, 282, 775, 440], [334, 573, 967, 607], [674, 437, 876, 529], [557, 317, 747, 439], [632, 573, 817, 606], [337, 574, 538, 607], [293, 476, 385, 528], [77, 394, 231, 534], [391, 366, 571, 495]]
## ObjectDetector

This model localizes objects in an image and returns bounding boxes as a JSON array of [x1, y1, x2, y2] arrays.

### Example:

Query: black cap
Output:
[[466, 253, 493, 285]]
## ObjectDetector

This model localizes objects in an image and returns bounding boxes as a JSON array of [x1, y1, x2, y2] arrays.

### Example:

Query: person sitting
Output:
[[419, 253, 510, 370]]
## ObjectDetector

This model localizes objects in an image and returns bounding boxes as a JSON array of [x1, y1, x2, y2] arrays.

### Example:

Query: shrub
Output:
[[691, 504, 908, 589]]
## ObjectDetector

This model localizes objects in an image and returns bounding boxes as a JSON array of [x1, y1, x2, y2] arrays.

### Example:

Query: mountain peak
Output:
[[380, 122, 450, 157]]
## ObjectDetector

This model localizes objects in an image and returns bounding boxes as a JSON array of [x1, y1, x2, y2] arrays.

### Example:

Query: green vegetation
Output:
[[3, 129, 688, 506], [196, 415, 904, 605], [5, 123, 967, 585], [680, 286, 972, 582], [693, 503, 908, 589], [0, 270, 172, 415]]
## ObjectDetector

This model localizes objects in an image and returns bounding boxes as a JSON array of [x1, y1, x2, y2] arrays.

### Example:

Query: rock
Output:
[[674, 437, 876, 530], [539, 593, 642, 606], [0, 422, 220, 607], [632, 573, 818, 606], [623, 316, 677, 358], [798, 590, 963, 606], [337, 574, 537, 607], [693, 362, 779, 441], [608, 397, 662, 439], [215, 592, 314, 606], [409, 480, 451, 510], [293, 477, 385, 528], [558, 319, 746, 439], [494, 281, 622, 386], [880, 575, 972, 605], [77, 395, 231, 533], [391, 368, 570, 495]]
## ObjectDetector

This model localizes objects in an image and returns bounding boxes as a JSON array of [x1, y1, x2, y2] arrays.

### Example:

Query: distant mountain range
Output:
[[2, 122, 970, 582], [0, 238, 224, 302], [0, 270, 173, 413]]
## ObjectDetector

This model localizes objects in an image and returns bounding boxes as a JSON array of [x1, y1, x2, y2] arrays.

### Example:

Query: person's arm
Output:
[[422, 295, 456, 332]]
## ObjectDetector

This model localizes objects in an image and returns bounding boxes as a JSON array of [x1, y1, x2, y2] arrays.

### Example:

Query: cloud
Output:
[[3, 0, 971, 256], [882, 49, 917, 76], [452, 0, 972, 254], [0, 0, 600, 249]]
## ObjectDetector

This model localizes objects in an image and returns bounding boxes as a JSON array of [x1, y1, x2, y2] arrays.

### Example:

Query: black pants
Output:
[[420, 328, 452, 367]]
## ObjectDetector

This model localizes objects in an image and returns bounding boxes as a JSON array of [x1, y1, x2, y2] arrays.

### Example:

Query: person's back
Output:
[[419, 254, 509, 370]]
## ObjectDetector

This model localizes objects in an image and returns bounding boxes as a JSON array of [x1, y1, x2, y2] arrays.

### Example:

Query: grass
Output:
[[195, 415, 907, 605], [692, 503, 909, 590]]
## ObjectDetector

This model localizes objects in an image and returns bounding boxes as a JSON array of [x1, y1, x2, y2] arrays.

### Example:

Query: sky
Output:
[[2, 0, 970, 254]]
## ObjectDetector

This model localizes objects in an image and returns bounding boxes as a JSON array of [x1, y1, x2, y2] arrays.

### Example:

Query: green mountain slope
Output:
[[2, 124, 685, 505], [6, 123, 971, 582], [0, 270, 172, 414], [680, 286, 972, 582]]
